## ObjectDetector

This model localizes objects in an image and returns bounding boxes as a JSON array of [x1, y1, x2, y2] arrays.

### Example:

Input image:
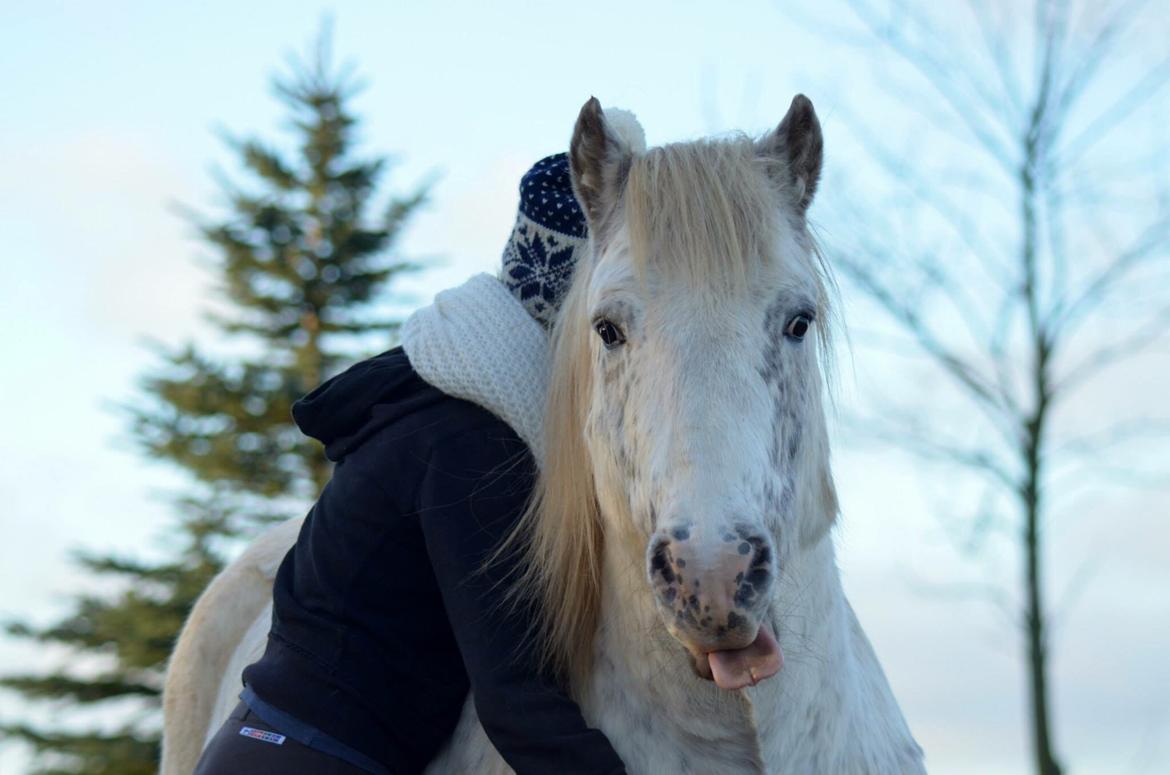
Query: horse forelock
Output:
[[624, 139, 799, 287], [622, 135, 837, 394], [624, 136, 837, 374]]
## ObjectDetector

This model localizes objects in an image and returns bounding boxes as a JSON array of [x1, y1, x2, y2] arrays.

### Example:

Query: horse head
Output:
[[521, 96, 838, 693]]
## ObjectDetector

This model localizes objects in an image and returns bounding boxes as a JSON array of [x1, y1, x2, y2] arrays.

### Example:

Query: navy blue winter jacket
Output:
[[242, 347, 625, 775]]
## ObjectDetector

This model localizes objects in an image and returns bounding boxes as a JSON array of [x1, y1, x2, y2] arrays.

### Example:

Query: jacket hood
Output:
[[292, 348, 443, 462], [296, 273, 550, 464]]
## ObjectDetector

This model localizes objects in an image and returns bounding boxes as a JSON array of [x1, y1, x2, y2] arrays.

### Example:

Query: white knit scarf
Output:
[[400, 272, 550, 460]]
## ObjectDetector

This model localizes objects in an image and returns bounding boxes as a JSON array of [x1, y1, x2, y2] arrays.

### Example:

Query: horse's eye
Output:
[[594, 319, 626, 349], [785, 313, 813, 341]]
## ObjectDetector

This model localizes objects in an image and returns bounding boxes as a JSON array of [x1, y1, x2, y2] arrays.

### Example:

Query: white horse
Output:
[[162, 96, 925, 775]]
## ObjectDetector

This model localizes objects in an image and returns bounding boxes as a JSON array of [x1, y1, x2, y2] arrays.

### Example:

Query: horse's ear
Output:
[[762, 94, 823, 212], [570, 97, 633, 229]]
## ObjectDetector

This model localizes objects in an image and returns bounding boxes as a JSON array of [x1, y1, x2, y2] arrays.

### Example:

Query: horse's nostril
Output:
[[752, 543, 772, 569], [734, 548, 773, 609], [649, 538, 675, 584]]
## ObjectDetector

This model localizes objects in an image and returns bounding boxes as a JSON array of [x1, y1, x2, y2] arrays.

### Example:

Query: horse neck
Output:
[[753, 536, 924, 770], [589, 524, 919, 770]]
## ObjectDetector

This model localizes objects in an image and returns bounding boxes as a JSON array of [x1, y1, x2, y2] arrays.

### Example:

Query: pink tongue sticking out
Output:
[[707, 625, 784, 690]]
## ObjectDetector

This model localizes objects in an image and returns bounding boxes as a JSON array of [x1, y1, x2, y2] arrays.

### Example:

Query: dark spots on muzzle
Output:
[[716, 610, 747, 638]]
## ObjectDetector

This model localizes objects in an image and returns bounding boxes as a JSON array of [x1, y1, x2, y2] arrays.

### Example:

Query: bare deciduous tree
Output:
[[804, 1, 1170, 773]]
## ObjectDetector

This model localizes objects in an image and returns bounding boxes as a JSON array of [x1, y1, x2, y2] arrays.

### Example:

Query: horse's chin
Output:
[[683, 623, 784, 690]]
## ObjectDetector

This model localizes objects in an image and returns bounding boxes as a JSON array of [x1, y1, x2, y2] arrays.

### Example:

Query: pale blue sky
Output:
[[1, 2, 1168, 774]]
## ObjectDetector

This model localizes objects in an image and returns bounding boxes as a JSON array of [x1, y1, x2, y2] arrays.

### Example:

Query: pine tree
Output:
[[0, 32, 428, 774]]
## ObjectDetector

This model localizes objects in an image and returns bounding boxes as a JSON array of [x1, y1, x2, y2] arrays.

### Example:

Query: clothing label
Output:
[[239, 726, 286, 745]]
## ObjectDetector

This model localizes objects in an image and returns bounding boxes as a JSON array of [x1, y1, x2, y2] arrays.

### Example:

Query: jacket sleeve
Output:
[[416, 424, 627, 775]]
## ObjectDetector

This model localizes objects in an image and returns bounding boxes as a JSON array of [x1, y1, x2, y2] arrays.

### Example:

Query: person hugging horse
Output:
[[188, 150, 628, 774]]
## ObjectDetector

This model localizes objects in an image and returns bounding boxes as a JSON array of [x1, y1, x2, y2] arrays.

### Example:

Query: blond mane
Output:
[[507, 135, 833, 686]]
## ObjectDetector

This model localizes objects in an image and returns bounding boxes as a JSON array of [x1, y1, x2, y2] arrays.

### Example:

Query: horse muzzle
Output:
[[647, 522, 783, 689]]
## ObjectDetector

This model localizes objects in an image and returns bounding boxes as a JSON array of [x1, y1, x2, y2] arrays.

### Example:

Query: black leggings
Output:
[[193, 702, 373, 775]]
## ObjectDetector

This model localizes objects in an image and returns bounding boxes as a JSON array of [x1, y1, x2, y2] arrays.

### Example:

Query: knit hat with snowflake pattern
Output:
[[500, 109, 646, 328], [499, 153, 586, 328]]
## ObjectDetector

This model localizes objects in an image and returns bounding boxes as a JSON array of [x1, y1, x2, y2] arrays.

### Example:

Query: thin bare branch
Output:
[[1048, 557, 1103, 635], [830, 111, 1017, 288], [936, 481, 1013, 556], [1043, 174, 1071, 332], [1049, 456, 1170, 491], [845, 407, 1020, 491], [989, 292, 1026, 418], [843, 258, 994, 390], [889, 0, 1021, 122], [1054, 212, 1170, 334], [1055, 0, 1152, 121], [1055, 303, 1170, 392], [964, 0, 1024, 114], [900, 570, 1021, 631], [783, 2, 886, 48], [843, 0, 1019, 170], [1057, 54, 1170, 166], [829, 191, 1002, 352], [1052, 418, 1170, 456]]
